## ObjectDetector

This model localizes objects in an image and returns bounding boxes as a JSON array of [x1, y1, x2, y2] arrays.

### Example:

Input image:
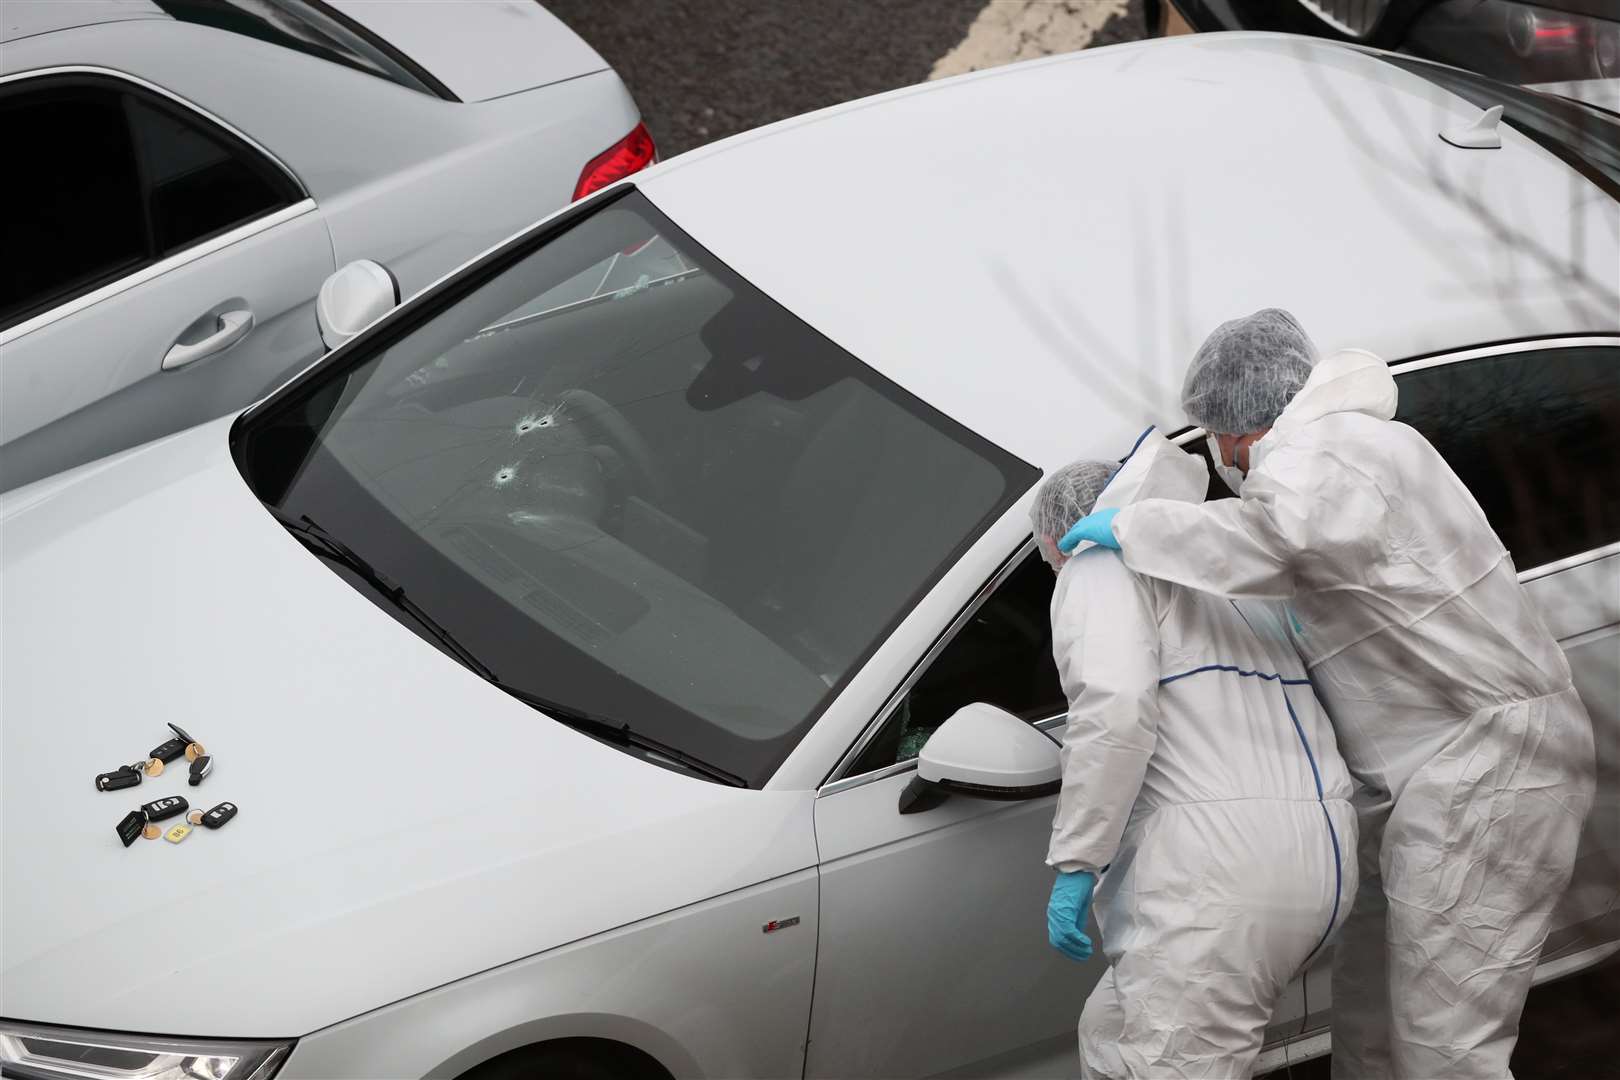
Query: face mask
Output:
[[1207, 434, 1246, 495]]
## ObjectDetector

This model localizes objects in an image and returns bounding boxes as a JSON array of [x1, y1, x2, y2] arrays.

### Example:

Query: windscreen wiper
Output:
[[270, 509, 746, 788], [270, 510, 496, 681], [497, 684, 748, 789]]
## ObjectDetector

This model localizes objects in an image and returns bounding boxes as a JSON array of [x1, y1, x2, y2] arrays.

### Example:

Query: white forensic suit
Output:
[[1108, 351, 1597, 1078], [1048, 430, 1357, 1080]]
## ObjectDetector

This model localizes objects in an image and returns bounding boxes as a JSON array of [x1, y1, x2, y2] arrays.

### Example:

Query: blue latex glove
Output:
[[1046, 870, 1097, 961], [1057, 507, 1120, 555]]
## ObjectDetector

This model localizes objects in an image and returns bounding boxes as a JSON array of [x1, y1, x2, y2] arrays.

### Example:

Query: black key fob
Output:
[[140, 795, 188, 822], [96, 766, 142, 791], [188, 755, 213, 787], [116, 811, 146, 847], [167, 721, 197, 745], [200, 802, 236, 829], [149, 737, 188, 764]]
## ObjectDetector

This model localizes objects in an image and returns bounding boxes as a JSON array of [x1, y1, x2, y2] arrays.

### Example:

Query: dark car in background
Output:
[[1171, 0, 1618, 96]]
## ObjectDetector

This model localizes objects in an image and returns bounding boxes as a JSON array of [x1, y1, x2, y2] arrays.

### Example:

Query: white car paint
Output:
[[327, 0, 609, 102], [639, 36, 1618, 477], [1529, 77, 1620, 114], [0, 417, 817, 1042], [0, 3, 643, 492], [2, 30, 1615, 1080], [0, 0, 168, 40]]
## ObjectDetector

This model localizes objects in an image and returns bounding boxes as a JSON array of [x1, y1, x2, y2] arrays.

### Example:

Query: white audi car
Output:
[[0, 0, 651, 493], [2, 32, 1615, 1080]]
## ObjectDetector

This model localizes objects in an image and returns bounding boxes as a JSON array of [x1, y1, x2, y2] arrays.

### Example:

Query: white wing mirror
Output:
[[316, 260, 399, 351], [899, 702, 1061, 814]]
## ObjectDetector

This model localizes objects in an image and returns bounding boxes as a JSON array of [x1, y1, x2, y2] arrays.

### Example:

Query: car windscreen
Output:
[[233, 189, 1036, 788], [1375, 53, 1620, 199]]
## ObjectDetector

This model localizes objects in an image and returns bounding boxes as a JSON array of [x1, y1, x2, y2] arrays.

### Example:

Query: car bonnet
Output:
[[0, 417, 816, 1037]]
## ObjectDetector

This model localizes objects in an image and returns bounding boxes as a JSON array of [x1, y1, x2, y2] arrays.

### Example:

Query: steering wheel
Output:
[[556, 388, 671, 505]]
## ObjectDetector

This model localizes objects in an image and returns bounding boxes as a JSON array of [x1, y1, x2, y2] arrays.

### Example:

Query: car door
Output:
[[0, 69, 332, 492], [1387, 338, 1620, 960], [1248, 338, 1620, 1047], [806, 545, 1094, 1079]]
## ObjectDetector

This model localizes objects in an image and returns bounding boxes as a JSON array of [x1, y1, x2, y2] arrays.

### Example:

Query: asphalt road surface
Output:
[[547, 0, 1158, 157], [545, 2, 1620, 1075]]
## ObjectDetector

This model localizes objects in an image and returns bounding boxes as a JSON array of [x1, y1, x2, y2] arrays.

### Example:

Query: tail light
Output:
[[1507, 9, 1583, 56], [573, 122, 657, 201]]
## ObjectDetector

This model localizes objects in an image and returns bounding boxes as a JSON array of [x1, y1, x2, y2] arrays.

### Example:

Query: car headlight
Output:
[[0, 1022, 289, 1080]]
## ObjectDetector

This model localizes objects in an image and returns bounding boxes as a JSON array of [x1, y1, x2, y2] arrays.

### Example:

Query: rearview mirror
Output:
[[316, 259, 400, 351], [898, 703, 1061, 814]]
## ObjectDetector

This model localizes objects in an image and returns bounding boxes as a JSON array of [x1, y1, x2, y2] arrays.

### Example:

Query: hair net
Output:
[[1031, 460, 1120, 568], [1181, 308, 1318, 434]]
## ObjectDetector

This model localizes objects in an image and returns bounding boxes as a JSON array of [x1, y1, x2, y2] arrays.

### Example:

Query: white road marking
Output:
[[929, 0, 1130, 81]]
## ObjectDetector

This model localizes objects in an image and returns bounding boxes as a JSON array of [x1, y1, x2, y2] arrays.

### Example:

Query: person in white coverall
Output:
[[1033, 430, 1357, 1080], [1058, 310, 1596, 1079]]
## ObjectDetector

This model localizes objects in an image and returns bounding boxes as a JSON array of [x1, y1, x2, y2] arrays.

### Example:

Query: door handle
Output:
[[162, 308, 254, 370]]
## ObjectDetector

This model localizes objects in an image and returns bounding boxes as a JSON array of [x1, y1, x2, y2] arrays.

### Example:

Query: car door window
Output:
[[1393, 344, 1620, 569], [0, 84, 146, 327], [125, 96, 294, 256], [850, 548, 1065, 775], [0, 74, 303, 331]]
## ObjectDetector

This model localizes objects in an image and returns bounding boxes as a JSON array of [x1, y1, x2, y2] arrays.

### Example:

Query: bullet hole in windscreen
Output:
[[514, 411, 557, 437]]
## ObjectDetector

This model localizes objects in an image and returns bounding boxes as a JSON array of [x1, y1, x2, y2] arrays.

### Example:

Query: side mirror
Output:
[[898, 703, 1061, 814], [316, 260, 400, 351]]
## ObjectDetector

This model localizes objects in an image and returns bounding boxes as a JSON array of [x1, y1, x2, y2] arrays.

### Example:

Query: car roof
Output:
[[0, 0, 166, 44], [637, 33, 1620, 471]]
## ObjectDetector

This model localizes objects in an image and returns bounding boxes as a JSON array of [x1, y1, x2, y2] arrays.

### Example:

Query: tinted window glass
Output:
[[235, 190, 1036, 787], [127, 96, 293, 255], [1394, 346, 1620, 568], [156, 0, 453, 99], [0, 85, 145, 327], [0, 75, 300, 330], [851, 550, 1064, 775]]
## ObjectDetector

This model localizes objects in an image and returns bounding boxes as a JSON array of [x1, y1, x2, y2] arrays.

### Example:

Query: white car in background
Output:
[[0, 0, 652, 492], [1, 32, 1615, 1080]]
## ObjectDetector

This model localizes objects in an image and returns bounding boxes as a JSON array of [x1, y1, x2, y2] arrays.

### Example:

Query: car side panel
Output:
[[808, 775, 1093, 1079], [319, 71, 640, 299], [327, 0, 608, 103], [1525, 552, 1620, 952], [0, 206, 332, 491], [0, 22, 638, 481], [281, 866, 819, 1080], [6, 21, 640, 302], [0, 21, 468, 201]]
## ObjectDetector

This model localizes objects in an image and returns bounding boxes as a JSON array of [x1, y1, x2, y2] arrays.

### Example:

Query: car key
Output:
[[140, 795, 188, 822], [199, 802, 237, 829], [148, 737, 188, 764], [188, 755, 213, 786], [96, 765, 143, 792], [167, 722, 205, 761], [116, 811, 147, 847]]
